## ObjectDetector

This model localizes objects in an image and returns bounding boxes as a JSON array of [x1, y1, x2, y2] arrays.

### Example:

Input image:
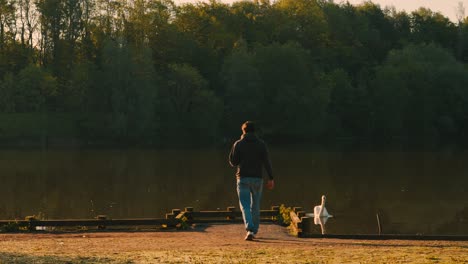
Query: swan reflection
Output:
[[306, 195, 333, 235]]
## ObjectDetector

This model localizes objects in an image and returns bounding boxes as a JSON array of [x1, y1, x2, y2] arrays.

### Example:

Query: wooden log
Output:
[[190, 211, 234, 218], [260, 210, 279, 217], [190, 218, 276, 224], [184, 207, 194, 220], [175, 212, 186, 220], [172, 209, 181, 215], [189, 210, 277, 219], [289, 211, 303, 236], [293, 207, 303, 213], [0, 218, 177, 227], [25, 216, 37, 231], [165, 213, 174, 219], [65, 218, 176, 226], [289, 211, 301, 226], [227, 207, 236, 220], [96, 215, 107, 229], [299, 234, 468, 241]]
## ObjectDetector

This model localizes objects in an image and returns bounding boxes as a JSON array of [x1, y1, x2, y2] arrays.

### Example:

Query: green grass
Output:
[[1, 246, 466, 264]]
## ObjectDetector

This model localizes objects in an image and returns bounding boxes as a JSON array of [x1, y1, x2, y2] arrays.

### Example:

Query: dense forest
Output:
[[1, 0, 468, 147]]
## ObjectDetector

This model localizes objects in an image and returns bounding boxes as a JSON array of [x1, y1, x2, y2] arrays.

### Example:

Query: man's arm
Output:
[[229, 141, 240, 167]]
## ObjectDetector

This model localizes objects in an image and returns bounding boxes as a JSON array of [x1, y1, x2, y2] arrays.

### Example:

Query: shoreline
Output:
[[1, 223, 467, 263]]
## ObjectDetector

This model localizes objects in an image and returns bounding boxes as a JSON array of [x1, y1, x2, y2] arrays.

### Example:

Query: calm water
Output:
[[0, 148, 467, 235]]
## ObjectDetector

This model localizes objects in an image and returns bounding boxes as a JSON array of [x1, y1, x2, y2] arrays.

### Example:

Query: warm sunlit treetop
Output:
[[173, 0, 467, 22]]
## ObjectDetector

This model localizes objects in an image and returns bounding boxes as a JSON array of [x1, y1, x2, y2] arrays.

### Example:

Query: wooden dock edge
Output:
[[0, 205, 281, 230], [300, 234, 468, 241]]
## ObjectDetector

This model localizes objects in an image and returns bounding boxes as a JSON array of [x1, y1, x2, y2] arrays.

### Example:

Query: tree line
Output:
[[1, 0, 468, 147]]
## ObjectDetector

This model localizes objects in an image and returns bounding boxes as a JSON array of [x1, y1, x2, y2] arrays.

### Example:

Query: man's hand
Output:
[[266, 179, 275, 190]]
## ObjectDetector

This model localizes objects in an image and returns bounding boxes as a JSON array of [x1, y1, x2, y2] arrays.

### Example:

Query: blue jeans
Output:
[[237, 177, 263, 234]]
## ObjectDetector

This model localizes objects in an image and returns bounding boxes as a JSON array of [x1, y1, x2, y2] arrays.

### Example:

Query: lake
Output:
[[0, 148, 467, 235]]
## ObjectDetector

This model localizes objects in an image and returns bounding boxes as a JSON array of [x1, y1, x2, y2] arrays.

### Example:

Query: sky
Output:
[[173, 0, 467, 22]]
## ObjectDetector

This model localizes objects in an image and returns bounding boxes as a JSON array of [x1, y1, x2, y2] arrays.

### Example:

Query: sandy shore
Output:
[[1, 223, 467, 263]]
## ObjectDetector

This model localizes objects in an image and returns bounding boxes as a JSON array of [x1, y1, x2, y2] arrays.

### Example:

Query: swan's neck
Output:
[[318, 200, 325, 216]]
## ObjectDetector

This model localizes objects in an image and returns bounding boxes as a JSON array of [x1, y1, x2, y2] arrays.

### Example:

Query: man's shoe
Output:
[[245, 231, 254, 241]]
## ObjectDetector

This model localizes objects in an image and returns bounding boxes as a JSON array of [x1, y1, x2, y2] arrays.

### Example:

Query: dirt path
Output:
[[1, 223, 468, 263]]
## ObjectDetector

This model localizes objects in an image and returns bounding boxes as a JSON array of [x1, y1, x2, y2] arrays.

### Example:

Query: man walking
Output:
[[229, 121, 274, 241]]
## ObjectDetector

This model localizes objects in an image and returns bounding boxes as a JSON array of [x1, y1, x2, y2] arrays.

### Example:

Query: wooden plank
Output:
[[190, 218, 276, 224], [0, 206, 280, 229], [190, 211, 235, 218], [189, 210, 277, 218], [300, 234, 468, 241], [0, 218, 178, 227], [289, 211, 303, 236], [260, 210, 279, 217], [0, 216, 276, 228]]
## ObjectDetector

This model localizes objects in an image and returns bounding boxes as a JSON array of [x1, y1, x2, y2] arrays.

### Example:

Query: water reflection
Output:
[[316, 217, 328, 235], [0, 148, 467, 235], [305, 195, 333, 234]]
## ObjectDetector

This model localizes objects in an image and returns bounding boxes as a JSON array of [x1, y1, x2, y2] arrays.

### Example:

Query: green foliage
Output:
[[276, 204, 292, 226], [177, 216, 190, 230], [158, 63, 222, 145], [0, 222, 20, 232], [14, 65, 57, 112], [98, 39, 159, 142], [0, 222, 20, 233], [221, 41, 263, 135], [253, 41, 328, 138], [410, 8, 457, 50], [1, 0, 468, 147], [0, 72, 15, 112], [373, 43, 468, 142]]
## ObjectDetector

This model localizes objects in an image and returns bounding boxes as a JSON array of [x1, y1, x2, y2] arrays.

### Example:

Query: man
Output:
[[229, 121, 274, 241]]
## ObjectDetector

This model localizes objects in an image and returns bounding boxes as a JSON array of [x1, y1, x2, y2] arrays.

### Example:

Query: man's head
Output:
[[241, 121, 255, 134]]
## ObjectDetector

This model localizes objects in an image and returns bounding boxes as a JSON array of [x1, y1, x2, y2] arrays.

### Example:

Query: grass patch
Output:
[[0, 253, 122, 264]]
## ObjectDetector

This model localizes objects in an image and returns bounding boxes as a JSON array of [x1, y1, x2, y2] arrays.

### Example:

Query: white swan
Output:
[[306, 195, 333, 224], [315, 195, 331, 215], [305, 195, 333, 234]]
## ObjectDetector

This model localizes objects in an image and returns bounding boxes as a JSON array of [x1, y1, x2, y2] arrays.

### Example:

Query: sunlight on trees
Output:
[[1, 0, 468, 147]]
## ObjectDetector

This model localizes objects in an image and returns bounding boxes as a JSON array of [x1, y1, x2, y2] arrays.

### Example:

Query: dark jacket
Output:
[[229, 133, 273, 180]]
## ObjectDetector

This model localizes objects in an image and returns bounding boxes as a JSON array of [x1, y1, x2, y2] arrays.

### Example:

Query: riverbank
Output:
[[1, 223, 467, 263]]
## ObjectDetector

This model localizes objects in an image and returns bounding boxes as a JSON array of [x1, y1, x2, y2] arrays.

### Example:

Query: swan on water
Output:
[[305, 195, 333, 234], [306, 195, 333, 224]]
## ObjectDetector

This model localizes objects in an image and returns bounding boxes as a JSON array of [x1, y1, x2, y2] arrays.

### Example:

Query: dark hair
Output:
[[242, 121, 255, 133]]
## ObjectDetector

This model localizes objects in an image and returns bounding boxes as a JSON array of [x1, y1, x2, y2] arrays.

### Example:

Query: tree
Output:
[[230, 0, 271, 45], [410, 8, 457, 51], [372, 43, 468, 142], [100, 38, 132, 139], [253, 42, 328, 138], [272, 0, 328, 51], [127, 44, 158, 141], [158, 63, 222, 145], [221, 40, 263, 136], [0, 0, 15, 51], [14, 64, 57, 112], [0, 72, 15, 112], [327, 69, 370, 139], [172, 1, 235, 93]]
